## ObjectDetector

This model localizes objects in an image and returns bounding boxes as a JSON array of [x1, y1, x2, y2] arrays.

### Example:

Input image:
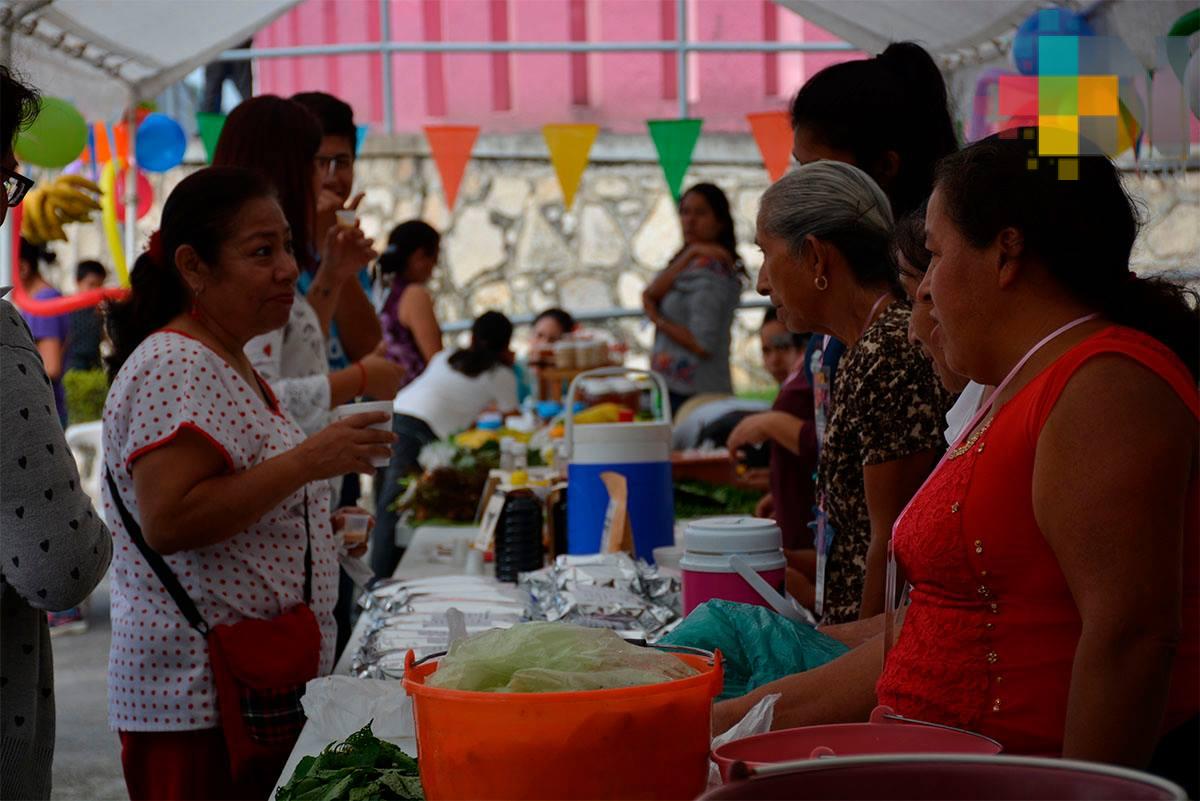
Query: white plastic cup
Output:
[[341, 513, 371, 547], [335, 209, 358, 227], [331, 400, 394, 467]]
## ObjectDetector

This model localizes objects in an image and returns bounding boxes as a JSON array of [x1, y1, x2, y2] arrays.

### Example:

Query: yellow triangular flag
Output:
[[542, 123, 599, 208]]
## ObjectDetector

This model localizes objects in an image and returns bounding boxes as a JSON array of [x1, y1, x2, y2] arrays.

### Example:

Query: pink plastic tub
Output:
[[700, 754, 1186, 800], [712, 707, 1001, 782]]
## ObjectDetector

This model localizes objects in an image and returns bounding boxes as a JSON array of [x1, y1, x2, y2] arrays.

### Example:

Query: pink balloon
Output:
[[114, 169, 154, 222]]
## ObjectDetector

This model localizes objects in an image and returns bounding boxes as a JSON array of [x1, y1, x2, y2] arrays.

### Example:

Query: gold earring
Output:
[[814, 275, 829, 291]]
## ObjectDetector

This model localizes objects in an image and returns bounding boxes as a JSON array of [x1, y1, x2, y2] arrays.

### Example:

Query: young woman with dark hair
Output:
[[790, 41, 959, 220], [717, 135, 1198, 796], [15, 238, 69, 424], [373, 311, 518, 578], [643, 183, 744, 413], [530, 307, 575, 348], [377, 219, 443, 387], [515, 307, 577, 404], [214, 96, 400, 436], [101, 167, 394, 800]]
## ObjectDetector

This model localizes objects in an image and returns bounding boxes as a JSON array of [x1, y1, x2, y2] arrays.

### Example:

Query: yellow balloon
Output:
[[100, 162, 129, 287]]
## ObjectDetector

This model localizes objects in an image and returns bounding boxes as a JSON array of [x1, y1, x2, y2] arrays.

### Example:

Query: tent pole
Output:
[[380, 0, 394, 135], [676, 0, 688, 118], [123, 102, 136, 269]]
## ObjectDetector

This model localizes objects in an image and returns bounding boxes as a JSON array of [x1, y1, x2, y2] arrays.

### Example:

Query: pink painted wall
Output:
[[255, 0, 864, 133]]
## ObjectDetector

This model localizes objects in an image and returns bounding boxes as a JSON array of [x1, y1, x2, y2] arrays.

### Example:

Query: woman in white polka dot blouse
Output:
[[100, 167, 395, 800]]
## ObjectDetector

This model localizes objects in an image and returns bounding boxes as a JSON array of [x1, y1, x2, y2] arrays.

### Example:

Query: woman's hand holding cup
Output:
[[297, 412, 395, 479]]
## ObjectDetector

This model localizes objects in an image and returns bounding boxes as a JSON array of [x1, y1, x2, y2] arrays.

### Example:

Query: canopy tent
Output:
[[0, 0, 299, 285], [0, 0, 299, 118], [775, 0, 1198, 169], [775, 0, 1197, 70], [775, 0, 1040, 68]]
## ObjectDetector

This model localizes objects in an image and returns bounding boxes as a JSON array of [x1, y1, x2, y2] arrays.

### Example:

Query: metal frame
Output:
[[217, 0, 857, 132]]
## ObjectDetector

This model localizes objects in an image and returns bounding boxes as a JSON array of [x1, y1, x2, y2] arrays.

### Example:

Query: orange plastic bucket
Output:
[[403, 647, 724, 800]]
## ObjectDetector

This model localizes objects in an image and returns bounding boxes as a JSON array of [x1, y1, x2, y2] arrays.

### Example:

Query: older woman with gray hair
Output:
[[756, 160, 952, 624]]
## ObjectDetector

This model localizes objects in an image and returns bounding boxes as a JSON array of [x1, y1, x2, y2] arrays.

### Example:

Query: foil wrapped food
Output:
[[352, 577, 528, 678], [518, 553, 681, 640]]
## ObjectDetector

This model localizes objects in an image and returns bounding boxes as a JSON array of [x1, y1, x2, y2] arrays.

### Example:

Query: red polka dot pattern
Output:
[[101, 331, 336, 731]]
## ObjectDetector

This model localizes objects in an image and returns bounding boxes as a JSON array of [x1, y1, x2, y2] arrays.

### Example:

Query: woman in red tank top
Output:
[[715, 131, 1198, 793]]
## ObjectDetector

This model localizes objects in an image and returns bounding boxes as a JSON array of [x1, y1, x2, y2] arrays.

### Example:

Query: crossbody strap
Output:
[[104, 470, 314, 634], [302, 485, 312, 605]]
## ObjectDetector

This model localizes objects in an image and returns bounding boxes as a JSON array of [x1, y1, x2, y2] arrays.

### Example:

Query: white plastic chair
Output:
[[64, 420, 104, 503]]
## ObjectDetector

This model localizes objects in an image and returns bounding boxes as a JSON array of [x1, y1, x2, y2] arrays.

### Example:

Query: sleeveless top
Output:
[[381, 278, 429, 388], [379, 279, 427, 389], [876, 326, 1199, 755]]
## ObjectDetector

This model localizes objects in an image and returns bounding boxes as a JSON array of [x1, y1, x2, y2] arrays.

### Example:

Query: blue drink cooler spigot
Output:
[[565, 368, 675, 563]]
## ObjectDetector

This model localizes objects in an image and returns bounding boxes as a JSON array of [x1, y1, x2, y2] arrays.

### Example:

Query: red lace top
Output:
[[876, 326, 1199, 755]]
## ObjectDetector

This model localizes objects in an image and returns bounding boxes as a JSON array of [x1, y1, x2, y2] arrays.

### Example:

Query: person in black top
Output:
[[65, 260, 107, 372]]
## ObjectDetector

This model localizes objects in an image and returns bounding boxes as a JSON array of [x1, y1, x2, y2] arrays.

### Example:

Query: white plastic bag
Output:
[[707, 693, 781, 788]]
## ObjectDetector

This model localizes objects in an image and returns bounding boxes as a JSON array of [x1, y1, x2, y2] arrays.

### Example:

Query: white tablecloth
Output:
[[275, 524, 486, 797]]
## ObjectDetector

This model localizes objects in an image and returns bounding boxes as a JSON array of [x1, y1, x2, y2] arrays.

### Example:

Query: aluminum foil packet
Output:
[[352, 576, 531, 678], [518, 553, 681, 639]]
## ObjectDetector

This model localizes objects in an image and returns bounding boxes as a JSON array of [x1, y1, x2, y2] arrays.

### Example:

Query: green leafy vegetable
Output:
[[673, 480, 761, 519], [276, 723, 423, 801]]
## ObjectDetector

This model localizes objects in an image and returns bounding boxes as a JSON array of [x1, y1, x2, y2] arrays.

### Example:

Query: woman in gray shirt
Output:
[[1, 66, 113, 800], [643, 183, 743, 414]]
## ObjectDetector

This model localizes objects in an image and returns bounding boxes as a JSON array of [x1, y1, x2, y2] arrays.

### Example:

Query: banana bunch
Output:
[[21, 175, 104, 245]]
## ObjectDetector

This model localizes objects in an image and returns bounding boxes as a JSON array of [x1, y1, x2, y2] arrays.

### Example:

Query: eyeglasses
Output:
[[2, 166, 34, 208], [314, 155, 354, 178]]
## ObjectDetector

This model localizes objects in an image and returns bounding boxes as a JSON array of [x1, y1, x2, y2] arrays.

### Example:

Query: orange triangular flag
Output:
[[424, 125, 480, 209], [747, 111, 793, 182]]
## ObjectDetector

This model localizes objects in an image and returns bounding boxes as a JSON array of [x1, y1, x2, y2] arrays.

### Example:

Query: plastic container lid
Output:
[[536, 400, 563, 420], [683, 516, 782, 555]]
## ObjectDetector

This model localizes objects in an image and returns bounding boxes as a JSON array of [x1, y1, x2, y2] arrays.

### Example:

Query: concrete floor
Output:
[[48, 574, 128, 801]]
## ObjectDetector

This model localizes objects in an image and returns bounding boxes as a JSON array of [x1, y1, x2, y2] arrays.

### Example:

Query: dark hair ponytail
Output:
[[378, 220, 441, 278], [934, 131, 1199, 379], [104, 167, 276, 378], [790, 41, 958, 218], [448, 311, 514, 379]]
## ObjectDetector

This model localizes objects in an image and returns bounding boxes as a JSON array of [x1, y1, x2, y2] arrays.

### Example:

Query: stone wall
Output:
[[52, 132, 1200, 392], [352, 132, 778, 388]]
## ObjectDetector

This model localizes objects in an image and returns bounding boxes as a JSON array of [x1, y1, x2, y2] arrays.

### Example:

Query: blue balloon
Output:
[[135, 113, 187, 172], [1012, 8, 1094, 76]]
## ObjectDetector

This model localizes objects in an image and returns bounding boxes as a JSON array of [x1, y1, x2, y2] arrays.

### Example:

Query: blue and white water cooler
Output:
[[564, 368, 675, 563]]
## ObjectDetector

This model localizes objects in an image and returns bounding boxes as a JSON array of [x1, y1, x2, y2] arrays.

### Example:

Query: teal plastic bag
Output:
[[659, 600, 849, 700]]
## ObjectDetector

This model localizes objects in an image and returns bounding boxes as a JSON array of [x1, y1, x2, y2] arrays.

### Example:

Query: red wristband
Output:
[[354, 361, 367, 397]]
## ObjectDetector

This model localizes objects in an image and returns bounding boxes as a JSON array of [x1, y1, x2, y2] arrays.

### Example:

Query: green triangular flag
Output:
[[647, 118, 703, 201], [196, 112, 227, 165]]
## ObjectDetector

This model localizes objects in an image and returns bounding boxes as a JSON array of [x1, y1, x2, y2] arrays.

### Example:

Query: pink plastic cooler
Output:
[[680, 517, 787, 616]]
